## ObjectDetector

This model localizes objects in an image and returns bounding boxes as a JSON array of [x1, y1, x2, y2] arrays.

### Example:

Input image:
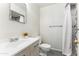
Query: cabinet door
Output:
[[15, 50, 25, 56], [30, 42, 39, 56], [15, 47, 30, 56], [33, 46, 39, 56], [23, 47, 30, 56]]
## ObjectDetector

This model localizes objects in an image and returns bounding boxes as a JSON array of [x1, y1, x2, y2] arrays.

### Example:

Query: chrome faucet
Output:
[[9, 37, 18, 42]]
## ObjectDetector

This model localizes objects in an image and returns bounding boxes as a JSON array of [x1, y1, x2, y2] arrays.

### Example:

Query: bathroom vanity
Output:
[[15, 38, 40, 56], [0, 37, 40, 56]]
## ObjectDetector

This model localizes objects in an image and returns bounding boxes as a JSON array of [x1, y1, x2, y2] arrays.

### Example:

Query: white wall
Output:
[[40, 4, 65, 51], [0, 3, 40, 41], [0, 3, 66, 51]]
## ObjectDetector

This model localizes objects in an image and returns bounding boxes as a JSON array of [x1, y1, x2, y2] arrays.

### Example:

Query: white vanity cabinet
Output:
[[15, 40, 39, 56]]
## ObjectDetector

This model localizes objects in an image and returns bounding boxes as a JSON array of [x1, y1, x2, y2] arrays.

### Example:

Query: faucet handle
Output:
[[9, 38, 14, 42], [15, 37, 18, 40], [9, 37, 18, 42]]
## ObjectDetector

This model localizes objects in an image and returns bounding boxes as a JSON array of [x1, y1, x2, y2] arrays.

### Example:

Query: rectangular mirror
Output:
[[9, 3, 26, 24]]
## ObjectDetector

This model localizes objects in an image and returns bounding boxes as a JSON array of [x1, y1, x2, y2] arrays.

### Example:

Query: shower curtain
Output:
[[62, 4, 72, 56]]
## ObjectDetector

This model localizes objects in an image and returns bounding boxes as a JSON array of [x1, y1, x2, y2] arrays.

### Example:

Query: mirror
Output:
[[9, 3, 26, 24]]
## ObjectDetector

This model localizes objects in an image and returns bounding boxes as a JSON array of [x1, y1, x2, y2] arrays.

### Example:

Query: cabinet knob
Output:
[[34, 44, 39, 47]]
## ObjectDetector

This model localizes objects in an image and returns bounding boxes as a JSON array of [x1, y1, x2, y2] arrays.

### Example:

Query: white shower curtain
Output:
[[62, 4, 72, 56]]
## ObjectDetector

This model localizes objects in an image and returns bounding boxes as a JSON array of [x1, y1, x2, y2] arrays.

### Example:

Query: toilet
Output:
[[39, 43, 51, 56]]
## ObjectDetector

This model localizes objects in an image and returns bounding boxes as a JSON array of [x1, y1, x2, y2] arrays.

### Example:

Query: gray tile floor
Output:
[[47, 50, 64, 56], [47, 49, 77, 56]]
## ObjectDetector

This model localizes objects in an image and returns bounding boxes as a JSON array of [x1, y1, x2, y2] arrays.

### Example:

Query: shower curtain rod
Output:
[[65, 3, 77, 8]]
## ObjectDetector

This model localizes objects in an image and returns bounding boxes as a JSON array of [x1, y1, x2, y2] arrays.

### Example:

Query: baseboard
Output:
[[50, 48, 62, 52]]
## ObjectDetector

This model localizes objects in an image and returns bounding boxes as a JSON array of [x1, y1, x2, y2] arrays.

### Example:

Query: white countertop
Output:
[[0, 37, 40, 56]]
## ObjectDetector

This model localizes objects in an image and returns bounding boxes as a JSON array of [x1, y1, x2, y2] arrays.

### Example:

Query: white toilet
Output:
[[39, 43, 51, 56]]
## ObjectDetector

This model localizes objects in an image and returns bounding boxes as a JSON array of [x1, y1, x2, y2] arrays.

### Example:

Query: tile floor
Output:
[[47, 50, 63, 56], [47, 49, 77, 56]]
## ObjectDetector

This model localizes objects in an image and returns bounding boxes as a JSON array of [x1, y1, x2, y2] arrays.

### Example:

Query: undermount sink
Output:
[[0, 39, 27, 55], [7, 40, 26, 48], [0, 40, 25, 55], [0, 39, 26, 49]]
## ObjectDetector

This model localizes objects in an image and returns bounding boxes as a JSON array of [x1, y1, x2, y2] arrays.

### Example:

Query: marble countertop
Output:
[[0, 37, 40, 56]]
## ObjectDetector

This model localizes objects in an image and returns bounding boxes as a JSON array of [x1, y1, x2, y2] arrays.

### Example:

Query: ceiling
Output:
[[35, 3, 55, 7], [13, 3, 55, 9]]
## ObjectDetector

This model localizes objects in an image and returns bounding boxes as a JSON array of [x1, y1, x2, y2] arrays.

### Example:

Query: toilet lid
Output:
[[40, 44, 51, 48]]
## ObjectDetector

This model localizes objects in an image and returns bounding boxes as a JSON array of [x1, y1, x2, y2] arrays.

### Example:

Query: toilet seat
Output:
[[39, 44, 51, 48]]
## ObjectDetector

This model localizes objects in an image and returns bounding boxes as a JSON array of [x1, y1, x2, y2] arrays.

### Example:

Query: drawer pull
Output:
[[34, 44, 39, 47]]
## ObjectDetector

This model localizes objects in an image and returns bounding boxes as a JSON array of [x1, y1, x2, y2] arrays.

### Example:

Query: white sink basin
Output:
[[0, 40, 27, 55], [0, 40, 27, 51], [6, 40, 26, 48]]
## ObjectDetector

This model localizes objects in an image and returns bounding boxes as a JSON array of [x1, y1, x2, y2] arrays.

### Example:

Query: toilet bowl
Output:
[[39, 43, 51, 56]]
